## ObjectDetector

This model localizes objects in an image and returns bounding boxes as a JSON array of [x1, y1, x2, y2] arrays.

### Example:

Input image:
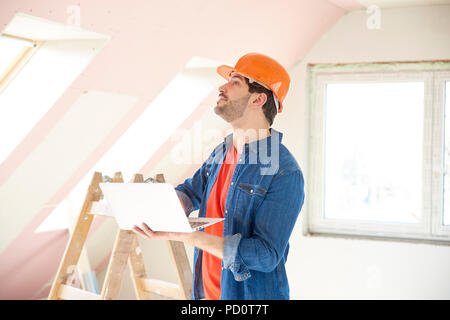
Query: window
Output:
[[0, 13, 110, 167], [307, 62, 450, 243]]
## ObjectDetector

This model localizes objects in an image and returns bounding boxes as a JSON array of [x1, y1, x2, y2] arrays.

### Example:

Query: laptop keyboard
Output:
[[189, 221, 210, 229]]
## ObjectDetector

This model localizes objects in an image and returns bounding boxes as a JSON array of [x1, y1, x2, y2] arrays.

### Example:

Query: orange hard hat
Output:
[[217, 53, 290, 113]]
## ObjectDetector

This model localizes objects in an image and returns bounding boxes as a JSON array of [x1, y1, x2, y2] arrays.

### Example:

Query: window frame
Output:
[[306, 61, 450, 243], [432, 71, 450, 237], [0, 34, 43, 94]]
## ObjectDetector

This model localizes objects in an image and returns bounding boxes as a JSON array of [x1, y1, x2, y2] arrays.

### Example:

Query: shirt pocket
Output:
[[237, 183, 267, 197], [233, 183, 267, 226]]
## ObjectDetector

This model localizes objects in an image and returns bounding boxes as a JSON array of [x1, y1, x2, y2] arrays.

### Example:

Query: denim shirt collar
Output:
[[223, 128, 283, 155]]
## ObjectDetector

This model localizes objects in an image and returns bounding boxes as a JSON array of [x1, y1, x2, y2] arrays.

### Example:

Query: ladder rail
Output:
[[48, 172, 102, 300]]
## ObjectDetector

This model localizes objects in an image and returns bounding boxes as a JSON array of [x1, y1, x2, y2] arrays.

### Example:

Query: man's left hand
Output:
[[132, 223, 190, 242]]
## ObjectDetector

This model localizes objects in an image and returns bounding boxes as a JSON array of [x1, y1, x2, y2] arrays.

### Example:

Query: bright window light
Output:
[[444, 81, 450, 226], [323, 82, 424, 224]]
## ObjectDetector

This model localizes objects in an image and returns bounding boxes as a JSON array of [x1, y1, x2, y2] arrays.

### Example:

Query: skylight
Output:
[[0, 13, 110, 167]]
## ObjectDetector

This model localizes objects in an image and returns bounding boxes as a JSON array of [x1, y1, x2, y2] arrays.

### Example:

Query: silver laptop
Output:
[[99, 182, 223, 232]]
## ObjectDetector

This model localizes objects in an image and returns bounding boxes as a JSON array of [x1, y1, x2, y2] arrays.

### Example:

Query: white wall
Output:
[[283, 5, 450, 299]]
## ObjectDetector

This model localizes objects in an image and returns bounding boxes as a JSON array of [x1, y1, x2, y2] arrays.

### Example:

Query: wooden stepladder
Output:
[[48, 171, 193, 300]]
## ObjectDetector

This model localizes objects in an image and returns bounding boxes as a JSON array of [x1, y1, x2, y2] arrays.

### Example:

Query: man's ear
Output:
[[249, 92, 267, 109]]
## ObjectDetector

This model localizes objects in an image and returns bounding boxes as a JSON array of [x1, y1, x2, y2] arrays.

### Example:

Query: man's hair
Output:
[[244, 78, 277, 126]]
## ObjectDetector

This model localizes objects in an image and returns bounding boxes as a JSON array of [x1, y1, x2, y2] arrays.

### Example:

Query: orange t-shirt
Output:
[[202, 144, 240, 300]]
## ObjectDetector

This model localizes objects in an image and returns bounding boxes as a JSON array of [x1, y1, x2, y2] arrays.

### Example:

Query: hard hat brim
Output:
[[217, 65, 234, 80]]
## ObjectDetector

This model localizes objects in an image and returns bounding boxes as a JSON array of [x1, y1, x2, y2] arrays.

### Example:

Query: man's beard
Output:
[[214, 94, 250, 123]]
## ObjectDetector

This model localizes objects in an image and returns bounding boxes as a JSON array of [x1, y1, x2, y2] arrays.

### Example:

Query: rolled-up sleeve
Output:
[[223, 233, 250, 281], [223, 169, 305, 281]]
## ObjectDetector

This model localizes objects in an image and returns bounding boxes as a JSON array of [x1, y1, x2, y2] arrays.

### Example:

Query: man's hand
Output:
[[132, 223, 191, 242], [132, 223, 225, 260]]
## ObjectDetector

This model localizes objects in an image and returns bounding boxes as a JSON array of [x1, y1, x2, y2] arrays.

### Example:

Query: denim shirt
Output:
[[175, 128, 305, 300]]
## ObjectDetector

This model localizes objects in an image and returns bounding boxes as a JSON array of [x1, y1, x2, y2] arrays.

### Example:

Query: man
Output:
[[133, 53, 305, 300]]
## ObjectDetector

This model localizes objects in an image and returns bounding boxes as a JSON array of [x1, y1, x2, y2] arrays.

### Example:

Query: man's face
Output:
[[214, 74, 251, 123]]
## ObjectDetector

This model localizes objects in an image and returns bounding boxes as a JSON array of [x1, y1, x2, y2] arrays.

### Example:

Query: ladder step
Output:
[[58, 284, 101, 300], [139, 278, 182, 299]]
